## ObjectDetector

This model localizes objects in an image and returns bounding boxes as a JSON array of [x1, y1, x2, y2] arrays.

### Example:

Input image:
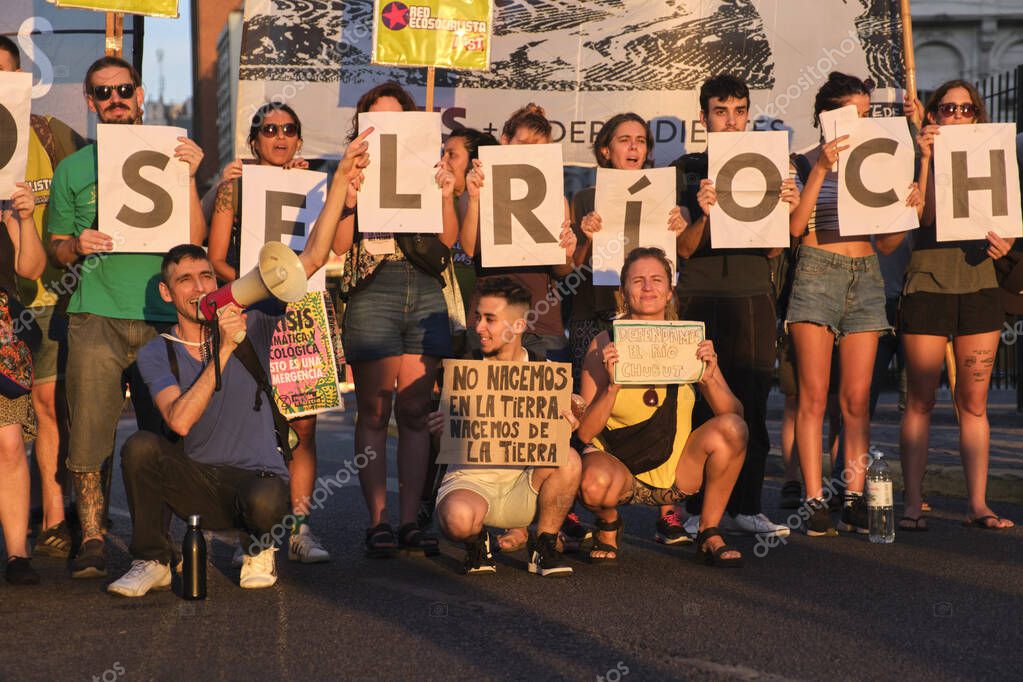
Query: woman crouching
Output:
[[576, 247, 748, 566]]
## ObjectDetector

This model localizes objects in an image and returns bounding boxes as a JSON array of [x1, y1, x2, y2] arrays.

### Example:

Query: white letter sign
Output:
[[0, 72, 33, 199]]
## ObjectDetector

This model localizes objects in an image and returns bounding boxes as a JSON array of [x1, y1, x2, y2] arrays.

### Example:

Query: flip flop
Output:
[[898, 516, 928, 532], [962, 515, 1013, 530]]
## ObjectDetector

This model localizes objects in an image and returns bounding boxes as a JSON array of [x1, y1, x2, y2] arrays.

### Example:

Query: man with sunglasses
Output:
[[47, 56, 207, 579]]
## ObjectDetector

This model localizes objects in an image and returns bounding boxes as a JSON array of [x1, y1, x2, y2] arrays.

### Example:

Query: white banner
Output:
[[708, 130, 790, 249], [479, 143, 565, 268], [934, 124, 1023, 242], [237, 1, 907, 165], [837, 116, 918, 237], [0, 72, 32, 199], [97, 124, 190, 252], [593, 167, 677, 286], [240, 165, 329, 290], [357, 111, 442, 234]]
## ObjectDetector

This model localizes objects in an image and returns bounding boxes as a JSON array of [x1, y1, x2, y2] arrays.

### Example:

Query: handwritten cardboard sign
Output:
[[612, 320, 705, 384], [437, 359, 572, 467]]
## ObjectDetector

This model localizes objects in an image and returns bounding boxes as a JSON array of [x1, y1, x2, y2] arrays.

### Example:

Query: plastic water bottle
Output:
[[867, 451, 895, 544], [182, 514, 207, 600]]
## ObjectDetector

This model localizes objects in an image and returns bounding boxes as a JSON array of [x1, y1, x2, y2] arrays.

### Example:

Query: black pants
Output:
[[679, 293, 775, 516], [121, 432, 290, 564]]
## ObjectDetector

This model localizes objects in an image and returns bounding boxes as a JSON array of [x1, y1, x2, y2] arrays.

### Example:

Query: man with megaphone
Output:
[[105, 133, 370, 597]]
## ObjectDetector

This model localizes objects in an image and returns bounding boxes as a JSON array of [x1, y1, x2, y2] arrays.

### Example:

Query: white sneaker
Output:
[[107, 559, 172, 597], [231, 544, 245, 569], [240, 547, 278, 589], [288, 525, 330, 563], [730, 513, 791, 538], [682, 514, 700, 538]]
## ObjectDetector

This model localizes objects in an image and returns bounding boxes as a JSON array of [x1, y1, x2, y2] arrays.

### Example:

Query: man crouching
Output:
[[427, 278, 582, 577]]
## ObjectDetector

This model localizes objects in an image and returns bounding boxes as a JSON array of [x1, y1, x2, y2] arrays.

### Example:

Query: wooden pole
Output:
[[104, 12, 125, 57], [945, 340, 960, 424], [425, 66, 436, 111], [899, 0, 922, 126]]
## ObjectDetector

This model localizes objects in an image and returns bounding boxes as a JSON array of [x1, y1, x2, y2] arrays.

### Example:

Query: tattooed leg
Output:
[[74, 471, 105, 542]]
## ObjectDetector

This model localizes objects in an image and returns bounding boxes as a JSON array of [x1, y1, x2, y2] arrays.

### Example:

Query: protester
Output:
[[0, 183, 47, 584], [323, 81, 457, 557], [577, 247, 747, 567], [894, 82, 1015, 531], [427, 277, 581, 576], [207, 102, 329, 564], [457, 103, 577, 552], [672, 74, 797, 539], [571, 114, 690, 545], [0, 36, 85, 560], [107, 225, 348, 596], [48, 56, 207, 578], [787, 72, 921, 536]]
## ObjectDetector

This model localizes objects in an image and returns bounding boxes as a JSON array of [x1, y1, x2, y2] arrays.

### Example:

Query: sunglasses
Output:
[[936, 102, 977, 118], [259, 123, 299, 138], [90, 83, 136, 101]]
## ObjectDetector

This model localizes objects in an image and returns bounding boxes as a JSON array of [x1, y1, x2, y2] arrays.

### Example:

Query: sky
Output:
[[140, 0, 192, 103]]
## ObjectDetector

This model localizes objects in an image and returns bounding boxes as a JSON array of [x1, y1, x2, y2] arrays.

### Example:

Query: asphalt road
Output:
[[4, 410, 1022, 681]]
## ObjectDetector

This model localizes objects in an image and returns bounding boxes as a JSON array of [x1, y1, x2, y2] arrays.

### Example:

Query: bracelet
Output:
[[340, 205, 356, 220]]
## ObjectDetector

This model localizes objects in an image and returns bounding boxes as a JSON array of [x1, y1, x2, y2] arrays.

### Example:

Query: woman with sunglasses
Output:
[[0, 183, 47, 584], [208, 102, 330, 564], [896, 82, 1015, 531], [323, 82, 459, 557], [787, 72, 922, 537], [575, 247, 746, 566]]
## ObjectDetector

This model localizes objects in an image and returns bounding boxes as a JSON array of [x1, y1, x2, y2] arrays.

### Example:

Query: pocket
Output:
[[796, 257, 827, 276]]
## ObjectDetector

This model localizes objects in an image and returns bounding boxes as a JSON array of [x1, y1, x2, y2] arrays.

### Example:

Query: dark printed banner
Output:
[[237, 0, 906, 164]]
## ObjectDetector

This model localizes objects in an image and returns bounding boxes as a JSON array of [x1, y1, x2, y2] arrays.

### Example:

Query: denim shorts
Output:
[[785, 246, 891, 338], [342, 260, 452, 363]]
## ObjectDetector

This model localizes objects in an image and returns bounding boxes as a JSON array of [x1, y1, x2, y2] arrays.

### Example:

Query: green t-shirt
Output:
[[47, 145, 175, 321]]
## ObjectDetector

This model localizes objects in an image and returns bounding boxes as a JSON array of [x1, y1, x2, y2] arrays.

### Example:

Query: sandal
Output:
[[397, 522, 440, 556], [898, 516, 928, 532], [365, 523, 397, 559], [588, 515, 623, 565], [962, 515, 1013, 530], [695, 527, 743, 568]]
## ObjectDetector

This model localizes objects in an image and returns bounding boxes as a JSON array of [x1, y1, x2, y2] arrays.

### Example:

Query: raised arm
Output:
[[4, 183, 46, 281], [208, 180, 238, 281], [174, 137, 208, 245]]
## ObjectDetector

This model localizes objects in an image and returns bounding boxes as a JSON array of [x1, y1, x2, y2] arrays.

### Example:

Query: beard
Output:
[[98, 104, 141, 124]]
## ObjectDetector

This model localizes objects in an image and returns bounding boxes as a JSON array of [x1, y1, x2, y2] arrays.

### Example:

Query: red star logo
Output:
[[381, 2, 409, 30]]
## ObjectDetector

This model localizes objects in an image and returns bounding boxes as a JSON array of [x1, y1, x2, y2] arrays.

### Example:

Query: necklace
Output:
[[161, 329, 213, 364], [642, 386, 659, 407]]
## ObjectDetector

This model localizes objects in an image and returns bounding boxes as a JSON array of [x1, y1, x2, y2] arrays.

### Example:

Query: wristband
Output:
[[340, 205, 356, 220]]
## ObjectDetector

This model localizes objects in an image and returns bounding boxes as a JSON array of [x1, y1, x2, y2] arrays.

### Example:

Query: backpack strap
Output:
[[231, 337, 294, 463], [790, 152, 812, 185], [30, 115, 60, 171]]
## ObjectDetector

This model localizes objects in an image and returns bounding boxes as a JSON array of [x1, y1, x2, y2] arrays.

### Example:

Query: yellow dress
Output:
[[592, 384, 696, 489]]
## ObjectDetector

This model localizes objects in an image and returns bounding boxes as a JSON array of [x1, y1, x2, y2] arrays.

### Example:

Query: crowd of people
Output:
[[0, 34, 1019, 595]]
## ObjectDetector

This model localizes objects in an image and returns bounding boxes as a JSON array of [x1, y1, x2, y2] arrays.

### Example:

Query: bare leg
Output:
[[579, 450, 634, 560], [900, 333, 946, 521], [352, 357, 402, 526], [529, 449, 582, 535], [436, 489, 489, 541], [31, 380, 66, 529], [288, 415, 317, 516], [782, 395, 800, 481], [837, 331, 879, 494], [394, 354, 442, 527], [0, 424, 30, 557], [791, 323, 836, 500]]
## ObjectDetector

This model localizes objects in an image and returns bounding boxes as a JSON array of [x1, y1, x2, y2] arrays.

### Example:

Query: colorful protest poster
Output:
[[372, 0, 492, 71], [612, 320, 705, 385], [268, 291, 345, 418], [55, 0, 179, 18], [436, 359, 572, 467]]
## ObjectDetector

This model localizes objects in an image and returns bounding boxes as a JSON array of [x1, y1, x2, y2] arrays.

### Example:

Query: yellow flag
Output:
[[55, 0, 179, 19], [372, 0, 492, 71]]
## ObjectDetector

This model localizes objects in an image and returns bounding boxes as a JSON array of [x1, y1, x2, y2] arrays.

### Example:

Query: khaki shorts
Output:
[[436, 468, 539, 529], [28, 305, 67, 384]]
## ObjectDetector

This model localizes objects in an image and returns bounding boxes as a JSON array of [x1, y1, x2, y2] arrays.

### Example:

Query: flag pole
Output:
[[425, 66, 436, 111], [900, 0, 921, 126], [105, 12, 124, 57]]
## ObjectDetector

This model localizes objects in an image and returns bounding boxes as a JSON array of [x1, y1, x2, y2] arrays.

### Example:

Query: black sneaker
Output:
[[805, 499, 838, 537], [70, 539, 107, 578], [34, 520, 72, 559], [827, 481, 846, 511], [837, 495, 870, 534], [527, 532, 573, 578], [779, 481, 802, 510], [560, 512, 591, 552], [654, 509, 692, 545], [5, 557, 40, 585], [463, 531, 496, 575]]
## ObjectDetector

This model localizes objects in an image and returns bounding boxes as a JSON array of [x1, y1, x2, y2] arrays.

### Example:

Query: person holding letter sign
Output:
[[209, 102, 331, 565], [327, 82, 458, 557], [786, 73, 923, 537], [428, 278, 582, 576], [461, 104, 578, 363], [572, 113, 691, 546], [47, 57, 208, 579], [672, 75, 796, 540], [896, 82, 1015, 531], [0, 181, 47, 585], [577, 248, 747, 567]]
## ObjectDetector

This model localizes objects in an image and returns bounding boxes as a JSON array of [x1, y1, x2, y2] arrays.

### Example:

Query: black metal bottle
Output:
[[182, 514, 206, 600]]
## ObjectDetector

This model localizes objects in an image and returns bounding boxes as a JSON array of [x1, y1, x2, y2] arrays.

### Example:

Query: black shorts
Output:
[[899, 288, 1005, 337]]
